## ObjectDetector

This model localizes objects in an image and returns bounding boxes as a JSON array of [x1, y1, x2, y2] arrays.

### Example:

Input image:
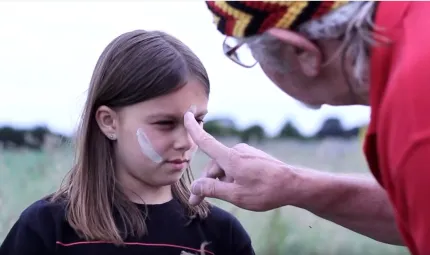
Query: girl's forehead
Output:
[[140, 81, 208, 108], [165, 80, 208, 100], [129, 98, 208, 120]]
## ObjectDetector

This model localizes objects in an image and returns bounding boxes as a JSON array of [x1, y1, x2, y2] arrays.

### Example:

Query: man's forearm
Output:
[[288, 167, 404, 245]]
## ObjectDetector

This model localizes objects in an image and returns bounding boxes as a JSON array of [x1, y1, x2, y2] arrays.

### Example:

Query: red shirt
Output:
[[364, 2, 430, 255]]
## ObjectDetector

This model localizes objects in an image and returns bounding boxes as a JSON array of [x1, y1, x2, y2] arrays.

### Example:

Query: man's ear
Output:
[[95, 105, 118, 140], [267, 28, 322, 77]]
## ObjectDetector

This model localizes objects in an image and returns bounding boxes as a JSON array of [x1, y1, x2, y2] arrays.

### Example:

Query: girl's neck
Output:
[[126, 186, 173, 205], [116, 172, 173, 205]]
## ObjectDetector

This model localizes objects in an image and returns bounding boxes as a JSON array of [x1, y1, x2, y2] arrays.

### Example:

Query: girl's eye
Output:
[[155, 118, 203, 127], [156, 121, 175, 126]]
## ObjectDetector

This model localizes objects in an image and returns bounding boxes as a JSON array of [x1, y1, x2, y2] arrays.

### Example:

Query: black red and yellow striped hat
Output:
[[205, 1, 350, 38]]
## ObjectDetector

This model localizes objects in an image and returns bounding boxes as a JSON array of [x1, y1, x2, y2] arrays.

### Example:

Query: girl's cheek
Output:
[[188, 144, 198, 160], [136, 127, 163, 163]]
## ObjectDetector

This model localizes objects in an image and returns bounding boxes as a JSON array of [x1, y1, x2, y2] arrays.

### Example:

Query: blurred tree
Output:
[[315, 117, 361, 139], [276, 121, 307, 140], [315, 117, 344, 139], [0, 125, 69, 150], [240, 124, 266, 144], [343, 127, 360, 139], [0, 126, 26, 149], [203, 118, 239, 137], [28, 125, 51, 146]]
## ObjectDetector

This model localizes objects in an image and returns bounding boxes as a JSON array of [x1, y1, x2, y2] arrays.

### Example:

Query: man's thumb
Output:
[[191, 178, 233, 200]]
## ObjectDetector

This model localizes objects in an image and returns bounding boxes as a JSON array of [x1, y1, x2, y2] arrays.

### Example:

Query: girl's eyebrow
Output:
[[146, 110, 208, 120]]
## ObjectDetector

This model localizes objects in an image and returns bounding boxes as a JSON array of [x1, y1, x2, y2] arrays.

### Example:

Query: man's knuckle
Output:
[[230, 189, 244, 205], [207, 181, 216, 197], [234, 143, 248, 150], [227, 149, 240, 168]]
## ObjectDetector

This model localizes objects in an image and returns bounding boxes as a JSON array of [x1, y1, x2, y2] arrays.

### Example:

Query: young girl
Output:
[[0, 30, 255, 255]]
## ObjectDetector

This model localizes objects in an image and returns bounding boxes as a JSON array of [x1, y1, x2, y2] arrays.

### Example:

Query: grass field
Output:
[[0, 138, 410, 255]]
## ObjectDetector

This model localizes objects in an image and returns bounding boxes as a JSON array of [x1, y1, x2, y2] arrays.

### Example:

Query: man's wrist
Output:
[[277, 164, 334, 214]]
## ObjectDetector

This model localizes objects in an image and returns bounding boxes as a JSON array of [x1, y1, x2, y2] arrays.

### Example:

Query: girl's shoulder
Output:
[[205, 204, 240, 225], [199, 204, 255, 255], [17, 195, 68, 236], [20, 195, 67, 223], [0, 196, 67, 254]]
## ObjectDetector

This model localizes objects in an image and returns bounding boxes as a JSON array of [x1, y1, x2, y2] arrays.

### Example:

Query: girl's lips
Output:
[[168, 159, 188, 164], [166, 161, 188, 170], [166, 158, 190, 164]]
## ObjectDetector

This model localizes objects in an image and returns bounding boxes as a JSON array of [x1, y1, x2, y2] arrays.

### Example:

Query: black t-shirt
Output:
[[0, 197, 255, 255]]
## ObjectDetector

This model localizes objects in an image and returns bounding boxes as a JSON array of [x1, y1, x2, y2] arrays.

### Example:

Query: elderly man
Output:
[[183, 1, 430, 255]]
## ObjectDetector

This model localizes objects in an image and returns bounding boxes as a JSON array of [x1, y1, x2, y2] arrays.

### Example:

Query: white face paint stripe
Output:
[[136, 128, 163, 163], [136, 105, 198, 164]]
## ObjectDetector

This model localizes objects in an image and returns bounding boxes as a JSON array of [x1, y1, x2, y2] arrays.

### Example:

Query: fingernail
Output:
[[184, 111, 194, 120], [188, 105, 196, 114]]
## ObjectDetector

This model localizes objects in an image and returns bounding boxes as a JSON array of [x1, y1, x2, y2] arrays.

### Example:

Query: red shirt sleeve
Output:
[[396, 138, 430, 255], [378, 2, 430, 255]]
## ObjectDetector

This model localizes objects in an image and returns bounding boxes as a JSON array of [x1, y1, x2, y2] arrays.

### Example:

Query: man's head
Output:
[[207, 1, 380, 107]]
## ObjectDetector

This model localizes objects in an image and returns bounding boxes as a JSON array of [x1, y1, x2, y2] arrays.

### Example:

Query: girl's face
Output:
[[97, 79, 208, 196]]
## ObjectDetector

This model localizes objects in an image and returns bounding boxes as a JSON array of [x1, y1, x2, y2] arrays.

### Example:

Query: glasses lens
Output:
[[224, 37, 257, 67]]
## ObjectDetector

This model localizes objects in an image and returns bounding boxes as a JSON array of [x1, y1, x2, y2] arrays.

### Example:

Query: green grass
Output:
[[0, 138, 410, 255]]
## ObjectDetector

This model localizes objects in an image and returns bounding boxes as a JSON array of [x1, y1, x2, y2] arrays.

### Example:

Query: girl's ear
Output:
[[95, 105, 118, 140], [267, 28, 322, 77]]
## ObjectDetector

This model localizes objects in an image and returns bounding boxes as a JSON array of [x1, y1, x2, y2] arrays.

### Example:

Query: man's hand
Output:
[[184, 111, 298, 211], [183, 112, 404, 244]]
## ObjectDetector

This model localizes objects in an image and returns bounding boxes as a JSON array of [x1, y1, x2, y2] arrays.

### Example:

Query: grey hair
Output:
[[248, 1, 385, 87]]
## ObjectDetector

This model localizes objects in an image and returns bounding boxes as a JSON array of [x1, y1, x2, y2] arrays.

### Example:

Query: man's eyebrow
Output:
[[146, 110, 208, 120]]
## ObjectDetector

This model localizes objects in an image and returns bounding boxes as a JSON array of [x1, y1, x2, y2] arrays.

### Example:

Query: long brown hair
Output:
[[50, 30, 211, 244]]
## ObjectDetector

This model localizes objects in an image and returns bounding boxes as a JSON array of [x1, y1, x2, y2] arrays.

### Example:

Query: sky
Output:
[[0, 1, 370, 137]]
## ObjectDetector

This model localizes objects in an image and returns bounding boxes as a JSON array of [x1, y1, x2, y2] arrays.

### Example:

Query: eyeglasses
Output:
[[222, 36, 258, 68]]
